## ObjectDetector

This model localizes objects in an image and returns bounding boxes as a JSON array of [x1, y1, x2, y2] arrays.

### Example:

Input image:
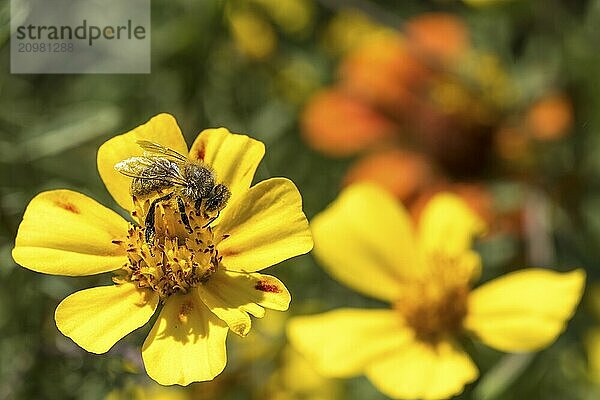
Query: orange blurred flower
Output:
[[343, 148, 440, 203], [493, 92, 574, 176], [405, 13, 470, 65], [526, 94, 574, 141], [301, 89, 398, 157], [301, 10, 572, 242], [302, 12, 498, 175], [339, 34, 430, 113]]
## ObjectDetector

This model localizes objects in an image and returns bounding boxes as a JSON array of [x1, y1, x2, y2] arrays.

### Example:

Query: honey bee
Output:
[[115, 140, 231, 244]]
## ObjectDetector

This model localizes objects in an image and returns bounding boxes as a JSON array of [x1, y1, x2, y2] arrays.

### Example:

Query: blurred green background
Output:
[[3, 0, 600, 399]]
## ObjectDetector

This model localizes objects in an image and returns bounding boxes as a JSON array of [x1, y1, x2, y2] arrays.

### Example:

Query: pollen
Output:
[[113, 197, 222, 299]]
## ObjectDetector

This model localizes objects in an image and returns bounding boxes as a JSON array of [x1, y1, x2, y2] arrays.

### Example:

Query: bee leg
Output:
[[144, 208, 156, 248], [194, 198, 203, 214], [202, 209, 220, 229], [145, 193, 174, 246], [177, 196, 193, 233]]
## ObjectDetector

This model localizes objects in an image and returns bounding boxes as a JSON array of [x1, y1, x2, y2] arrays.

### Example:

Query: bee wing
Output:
[[114, 156, 188, 186], [136, 140, 188, 162], [114, 156, 154, 175]]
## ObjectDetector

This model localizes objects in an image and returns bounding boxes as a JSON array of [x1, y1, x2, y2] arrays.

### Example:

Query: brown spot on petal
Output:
[[55, 201, 80, 214], [220, 249, 239, 257], [195, 145, 206, 161], [255, 280, 282, 293]]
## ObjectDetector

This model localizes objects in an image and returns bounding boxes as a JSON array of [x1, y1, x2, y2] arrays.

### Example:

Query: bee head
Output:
[[205, 184, 231, 213]]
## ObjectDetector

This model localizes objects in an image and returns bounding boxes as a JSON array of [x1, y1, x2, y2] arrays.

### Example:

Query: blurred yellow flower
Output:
[[585, 284, 600, 384], [586, 328, 600, 384], [226, 0, 314, 60], [266, 346, 343, 400], [228, 9, 277, 59], [321, 9, 395, 56], [252, 0, 315, 37], [12, 113, 313, 385], [288, 184, 584, 399]]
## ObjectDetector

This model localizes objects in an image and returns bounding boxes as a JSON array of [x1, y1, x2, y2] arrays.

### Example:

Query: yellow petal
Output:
[[55, 283, 158, 354], [141, 292, 229, 385], [311, 183, 417, 302], [287, 308, 411, 377], [189, 127, 265, 203], [215, 178, 312, 272], [418, 192, 486, 260], [197, 270, 291, 337], [365, 340, 478, 400], [197, 287, 251, 338], [464, 268, 585, 352], [12, 190, 129, 276], [454, 249, 484, 284], [97, 113, 188, 211]]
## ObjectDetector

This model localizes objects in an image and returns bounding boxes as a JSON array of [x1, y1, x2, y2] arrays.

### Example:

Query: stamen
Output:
[[113, 197, 221, 299]]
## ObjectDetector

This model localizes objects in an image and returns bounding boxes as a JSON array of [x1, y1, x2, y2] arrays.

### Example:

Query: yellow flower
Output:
[[12, 113, 313, 385], [227, 9, 277, 60], [287, 184, 584, 400]]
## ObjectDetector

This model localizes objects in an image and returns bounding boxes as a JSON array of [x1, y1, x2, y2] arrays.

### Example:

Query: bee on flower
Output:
[[12, 113, 313, 385], [287, 184, 584, 400]]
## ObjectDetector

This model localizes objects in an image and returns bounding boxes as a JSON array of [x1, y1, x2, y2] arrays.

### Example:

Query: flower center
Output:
[[113, 196, 223, 299], [395, 281, 468, 343], [394, 254, 473, 343]]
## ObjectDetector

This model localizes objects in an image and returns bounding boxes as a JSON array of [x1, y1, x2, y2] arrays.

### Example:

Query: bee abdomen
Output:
[[130, 162, 177, 197], [131, 177, 174, 197]]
